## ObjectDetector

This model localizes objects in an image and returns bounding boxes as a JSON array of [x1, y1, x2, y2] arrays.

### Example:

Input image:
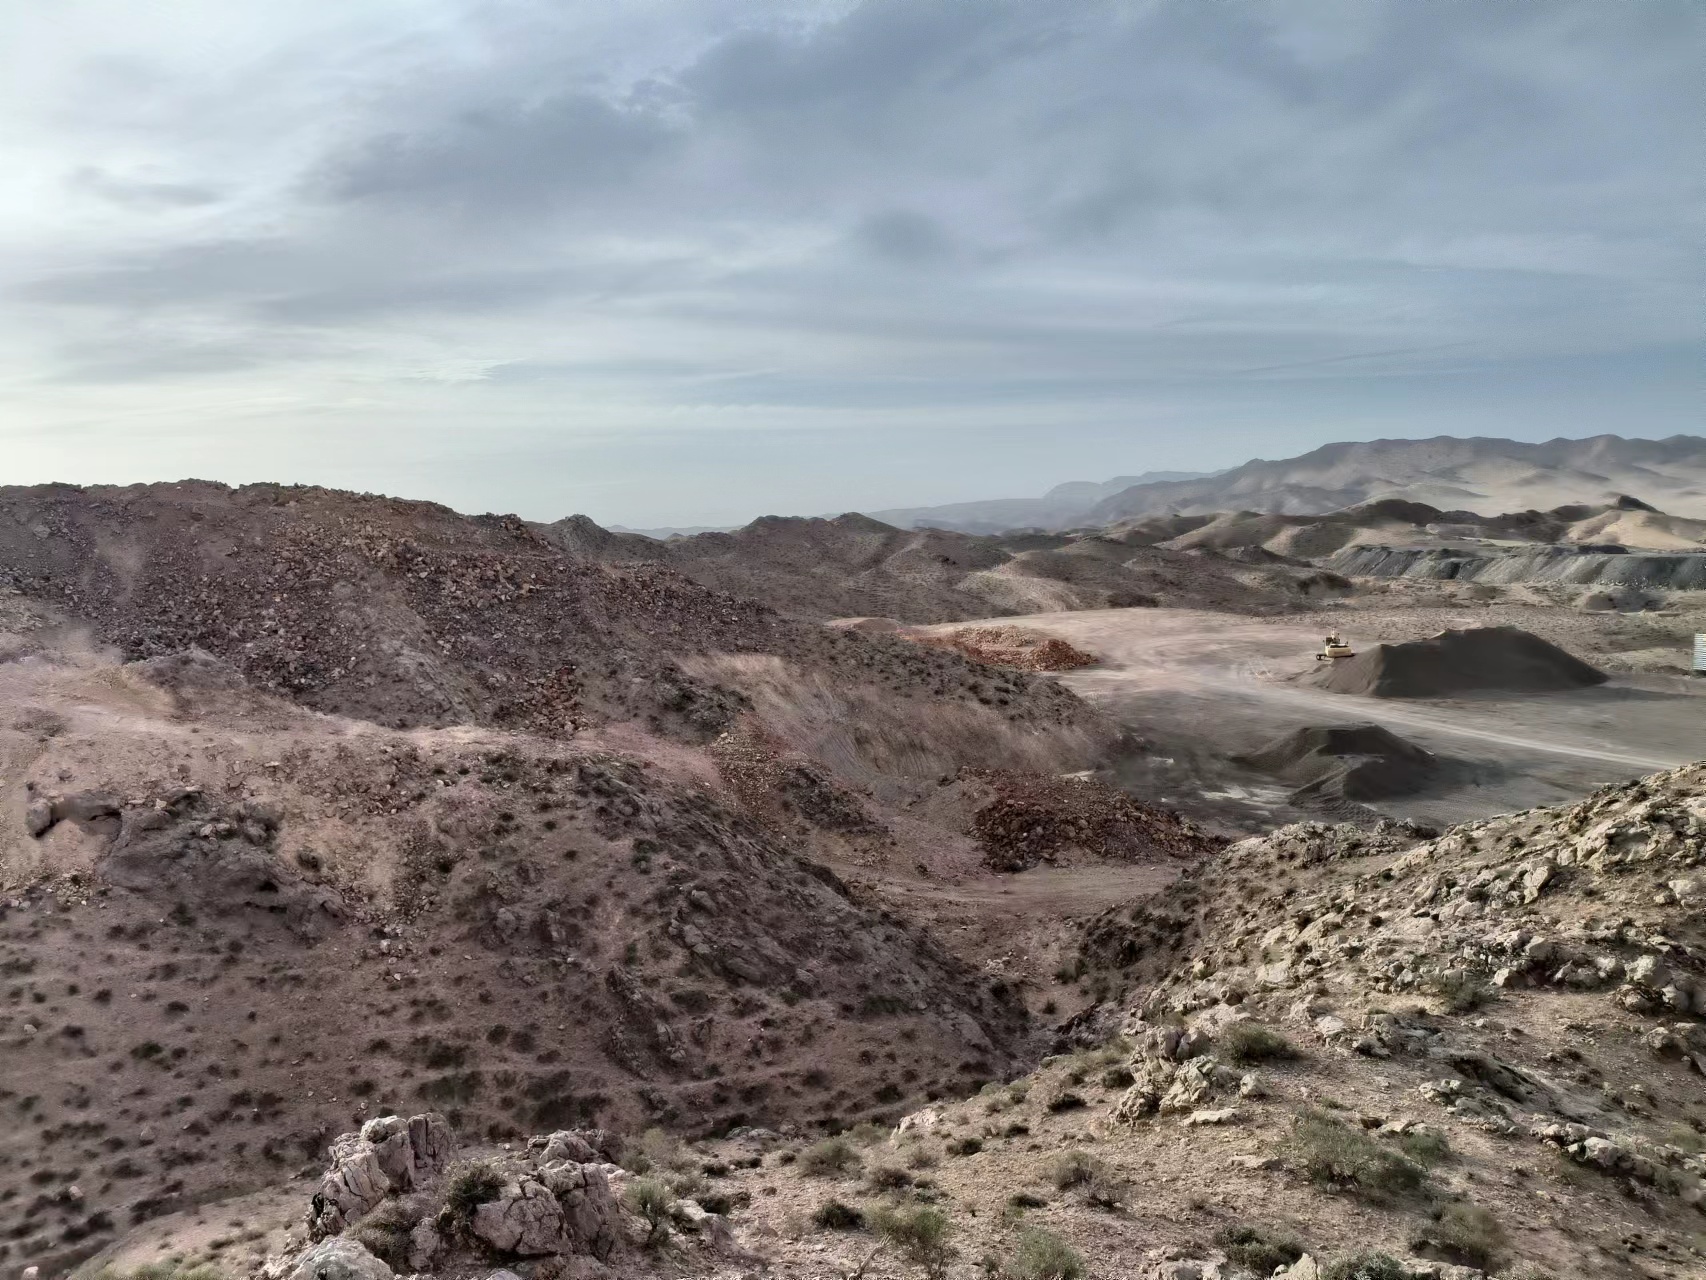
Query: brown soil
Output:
[[913, 626, 1098, 672], [958, 769, 1223, 873]]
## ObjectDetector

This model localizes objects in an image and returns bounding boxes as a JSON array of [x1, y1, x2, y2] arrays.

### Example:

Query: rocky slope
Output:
[[123, 761, 1706, 1280], [80, 764, 1706, 1280], [0, 481, 1183, 1278]]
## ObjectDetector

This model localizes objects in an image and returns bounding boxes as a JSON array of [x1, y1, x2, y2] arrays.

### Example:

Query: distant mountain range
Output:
[[853, 435, 1705, 532], [863, 471, 1215, 534], [1083, 435, 1706, 524]]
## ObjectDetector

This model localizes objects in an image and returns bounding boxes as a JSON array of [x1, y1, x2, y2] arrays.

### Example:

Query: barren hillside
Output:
[[542, 512, 1321, 623], [1088, 436, 1706, 524], [127, 762, 1706, 1280]]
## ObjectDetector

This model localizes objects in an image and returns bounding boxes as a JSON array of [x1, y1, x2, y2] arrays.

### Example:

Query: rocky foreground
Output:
[[178, 762, 1706, 1280]]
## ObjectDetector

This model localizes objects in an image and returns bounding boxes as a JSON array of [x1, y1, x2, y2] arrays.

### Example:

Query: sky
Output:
[[0, 0, 1698, 527]]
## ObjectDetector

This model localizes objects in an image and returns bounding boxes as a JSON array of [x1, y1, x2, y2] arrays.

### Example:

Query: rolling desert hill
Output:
[[540, 512, 1337, 624], [0, 479, 1196, 1274], [1137, 495, 1706, 563], [1085, 435, 1706, 524], [864, 471, 1214, 535]]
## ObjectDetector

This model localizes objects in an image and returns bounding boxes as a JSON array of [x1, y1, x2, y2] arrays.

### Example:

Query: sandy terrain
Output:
[[924, 606, 1706, 831]]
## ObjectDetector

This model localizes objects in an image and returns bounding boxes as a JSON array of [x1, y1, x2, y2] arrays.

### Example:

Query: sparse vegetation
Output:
[[1425, 1201, 1505, 1268], [813, 1199, 865, 1230], [1218, 1022, 1298, 1064], [348, 1200, 421, 1270], [869, 1164, 914, 1190], [1393, 1127, 1451, 1166], [624, 1125, 692, 1175], [443, 1158, 505, 1221], [800, 1135, 863, 1178], [1322, 1254, 1409, 1280], [96, 1265, 222, 1280], [1431, 970, 1489, 1014], [1007, 1227, 1085, 1280], [1281, 1109, 1427, 1200], [1047, 1150, 1104, 1190], [1214, 1223, 1305, 1273], [623, 1177, 674, 1247], [871, 1204, 955, 1280], [1083, 1167, 1129, 1211]]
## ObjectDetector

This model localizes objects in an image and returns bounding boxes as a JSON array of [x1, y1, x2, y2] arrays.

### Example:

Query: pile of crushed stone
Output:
[[963, 769, 1223, 872], [917, 625, 1098, 672], [1234, 723, 1441, 803], [1307, 625, 1606, 698]]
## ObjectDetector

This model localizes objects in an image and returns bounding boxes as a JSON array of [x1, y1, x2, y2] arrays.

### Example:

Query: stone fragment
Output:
[[286, 1238, 393, 1280]]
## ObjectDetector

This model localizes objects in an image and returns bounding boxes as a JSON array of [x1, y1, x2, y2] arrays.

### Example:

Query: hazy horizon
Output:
[[1, 1, 1698, 526]]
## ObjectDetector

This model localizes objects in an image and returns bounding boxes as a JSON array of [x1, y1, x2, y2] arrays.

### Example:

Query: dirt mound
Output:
[[915, 625, 1097, 672], [961, 769, 1223, 872], [0, 482, 1093, 744], [1234, 724, 1440, 803], [1307, 626, 1606, 698]]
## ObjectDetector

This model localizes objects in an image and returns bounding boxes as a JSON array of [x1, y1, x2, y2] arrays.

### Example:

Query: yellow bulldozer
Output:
[[1315, 632, 1354, 662]]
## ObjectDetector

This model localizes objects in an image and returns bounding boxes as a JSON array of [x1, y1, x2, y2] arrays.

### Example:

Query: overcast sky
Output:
[[0, 1, 1697, 526]]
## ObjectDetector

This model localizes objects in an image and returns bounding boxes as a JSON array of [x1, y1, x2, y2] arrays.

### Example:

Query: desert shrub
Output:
[[666, 1167, 708, 1199], [1083, 1168, 1129, 1211], [443, 1158, 505, 1221], [623, 1177, 674, 1246], [1008, 1227, 1085, 1280], [1214, 1223, 1305, 1273], [813, 1199, 866, 1230], [1426, 1202, 1505, 1268], [869, 1164, 914, 1190], [348, 1200, 420, 1270], [1322, 1254, 1408, 1280], [871, 1204, 954, 1280], [800, 1136, 863, 1178], [625, 1126, 690, 1175], [1219, 1022, 1297, 1065], [906, 1147, 940, 1171], [1047, 1150, 1104, 1190], [1665, 1123, 1706, 1154], [1281, 1110, 1426, 1200], [845, 1120, 889, 1145], [1431, 970, 1488, 1014], [1393, 1127, 1451, 1166], [113, 1266, 222, 1280]]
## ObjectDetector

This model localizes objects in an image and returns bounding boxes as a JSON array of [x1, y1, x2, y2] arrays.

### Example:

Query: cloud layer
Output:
[[0, 0, 1697, 524]]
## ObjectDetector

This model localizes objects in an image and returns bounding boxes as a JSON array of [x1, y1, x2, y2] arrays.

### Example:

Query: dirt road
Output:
[[941, 608, 1706, 828]]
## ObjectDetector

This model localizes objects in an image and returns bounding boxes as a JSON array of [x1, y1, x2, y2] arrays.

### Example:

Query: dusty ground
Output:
[[921, 602, 1706, 833]]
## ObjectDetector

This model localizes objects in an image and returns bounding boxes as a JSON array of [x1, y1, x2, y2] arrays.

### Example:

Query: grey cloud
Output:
[[68, 166, 223, 209], [2, 0, 1696, 526], [321, 91, 682, 212], [853, 210, 954, 263]]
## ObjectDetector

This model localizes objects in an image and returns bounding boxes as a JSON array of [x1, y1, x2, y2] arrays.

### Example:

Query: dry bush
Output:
[[1008, 1227, 1086, 1280], [683, 655, 1107, 803], [1281, 1110, 1427, 1200], [800, 1136, 863, 1178], [1218, 1022, 1298, 1065]]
